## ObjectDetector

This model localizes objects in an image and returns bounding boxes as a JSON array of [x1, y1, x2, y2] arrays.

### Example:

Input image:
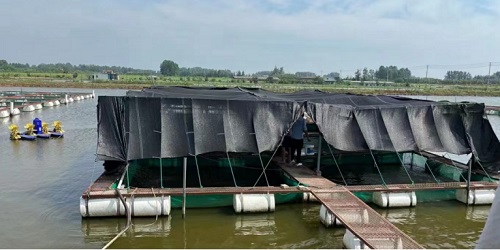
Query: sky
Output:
[[1, 0, 500, 78]]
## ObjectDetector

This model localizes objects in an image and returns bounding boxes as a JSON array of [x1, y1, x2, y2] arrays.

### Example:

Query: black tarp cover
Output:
[[97, 86, 500, 168]]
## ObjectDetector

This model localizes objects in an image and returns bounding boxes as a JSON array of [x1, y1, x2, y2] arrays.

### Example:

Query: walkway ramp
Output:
[[280, 163, 423, 249], [312, 188, 423, 249]]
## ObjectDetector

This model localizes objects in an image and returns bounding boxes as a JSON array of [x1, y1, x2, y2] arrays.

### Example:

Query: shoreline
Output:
[[1, 80, 500, 97]]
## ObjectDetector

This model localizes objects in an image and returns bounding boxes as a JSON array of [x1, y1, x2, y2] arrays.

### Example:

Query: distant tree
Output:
[[445, 71, 472, 81], [266, 76, 275, 83], [325, 72, 340, 80], [241, 71, 245, 76], [160, 60, 179, 76], [271, 66, 280, 76], [314, 76, 324, 84], [362, 67, 368, 81], [72, 72, 78, 79], [354, 69, 361, 81], [368, 69, 375, 80], [295, 72, 316, 78], [236, 70, 242, 76]]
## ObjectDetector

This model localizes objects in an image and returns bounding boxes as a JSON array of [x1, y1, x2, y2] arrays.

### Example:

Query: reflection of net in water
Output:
[[126, 154, 285, 188], [234, 214, 277, 236], [466, 206, 491, 222]]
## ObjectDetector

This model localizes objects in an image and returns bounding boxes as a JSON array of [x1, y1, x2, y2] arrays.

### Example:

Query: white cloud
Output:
[[0, 0, 499, 78]]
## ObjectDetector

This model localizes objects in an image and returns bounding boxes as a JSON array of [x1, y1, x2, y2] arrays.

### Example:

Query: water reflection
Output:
[[81, 217, 172, 244], [466, 206, 491, 222], [379, 207, 417, 224], [234, 214, 277, 236]]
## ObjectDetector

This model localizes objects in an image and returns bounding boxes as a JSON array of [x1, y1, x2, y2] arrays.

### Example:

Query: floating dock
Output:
[[82, 152, 498, 249], [485, 106, 500, 116], [0, 91, 95, 118]]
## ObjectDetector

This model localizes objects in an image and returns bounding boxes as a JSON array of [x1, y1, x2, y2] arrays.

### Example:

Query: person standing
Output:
[[289, 114, 309, 167]]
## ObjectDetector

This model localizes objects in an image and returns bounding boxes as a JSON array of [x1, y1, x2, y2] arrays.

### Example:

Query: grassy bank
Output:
[[1, 77, 500, 96]]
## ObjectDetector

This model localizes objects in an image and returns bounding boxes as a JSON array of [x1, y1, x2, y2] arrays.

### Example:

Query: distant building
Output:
[[90, 70, 119, 81], [323, 77, 337, 84], [232, 75, 280, 82]]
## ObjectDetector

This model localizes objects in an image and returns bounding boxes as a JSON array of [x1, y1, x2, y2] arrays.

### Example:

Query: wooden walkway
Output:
[[280, 163, 424, 249]]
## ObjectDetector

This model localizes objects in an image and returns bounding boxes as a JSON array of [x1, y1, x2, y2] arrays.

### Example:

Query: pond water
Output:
[[0, 87, 497, 248]]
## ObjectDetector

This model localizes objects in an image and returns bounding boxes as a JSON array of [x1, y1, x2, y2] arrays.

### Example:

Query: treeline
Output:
[[160, 60, 233, 77], [179, 67, 233, 77], [0, 59, 155, 75]]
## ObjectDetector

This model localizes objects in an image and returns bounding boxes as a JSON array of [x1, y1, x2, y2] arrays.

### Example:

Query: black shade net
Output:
[[96, 86, 500, 171]]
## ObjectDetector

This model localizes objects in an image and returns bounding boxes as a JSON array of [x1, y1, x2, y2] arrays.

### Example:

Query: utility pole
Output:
[[386, 70, 388, 83], [425, 65, 429, 84], [340, 70, 342, 79], [487, 62, 492, 85]]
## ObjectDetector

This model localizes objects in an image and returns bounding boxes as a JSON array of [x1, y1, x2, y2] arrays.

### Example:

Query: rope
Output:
[[474, 156, 494, 182], [141, 187, 160, 227], [252, 145, 282, 188], [126, 164, 130, 189], [258, 153, 271, 187], [369, 149, 387, 186], [194, 155, 203, 187], [102, 189, 131, 249], [226, 152, 238, 187], [417, 149, 440, 183], [394, 151, 414, 185], [443, 153, 468, 181], [325, 143, 348, 186]]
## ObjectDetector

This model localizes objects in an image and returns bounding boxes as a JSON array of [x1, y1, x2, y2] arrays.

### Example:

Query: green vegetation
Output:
[[2, 75, 500, 96], [2, 58, 500, 96]]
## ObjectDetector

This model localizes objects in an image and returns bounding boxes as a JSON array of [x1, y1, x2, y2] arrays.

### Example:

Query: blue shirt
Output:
[[290, 117, 307, 140]]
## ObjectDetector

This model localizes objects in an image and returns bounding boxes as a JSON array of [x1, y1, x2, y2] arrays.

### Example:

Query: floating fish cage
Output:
[[0, 90, 95, 118], [81, 148, 497, 218], [115, 154, 303, 209], [83, 86, 500, 220]]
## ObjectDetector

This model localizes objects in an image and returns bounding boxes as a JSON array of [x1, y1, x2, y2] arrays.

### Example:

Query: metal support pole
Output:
[[466, 156, 473, 206], [487, 62, 492, 85], [182, 157, 187, 218], [10, 102, 14, 114], [316, 134, 322, 176]]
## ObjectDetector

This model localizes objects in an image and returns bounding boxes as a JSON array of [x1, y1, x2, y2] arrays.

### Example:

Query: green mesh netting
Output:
[[124, 154, 303, 208]]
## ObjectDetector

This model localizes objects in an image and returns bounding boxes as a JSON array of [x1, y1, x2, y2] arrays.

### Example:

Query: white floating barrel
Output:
[[343, 229, 403, 249], [11, 108, 20, 115], [456, 189, 495, 205], [373, 192, 417, 208], [233, 194, 275, 213], [0, 110, 9, 118], [302, 192, 319, 202], [68, 97, 74, 102], [74, 96, 81, 101], [54, 100, 60, 106], [23, 105, 35, 112], [34, 103, 43, 110], [343, 230, 368, 249], [80, 196, 171, 217], [320, 204, 369, 227], [43, 101, 54, 107]]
